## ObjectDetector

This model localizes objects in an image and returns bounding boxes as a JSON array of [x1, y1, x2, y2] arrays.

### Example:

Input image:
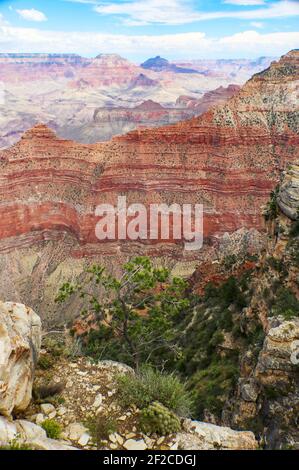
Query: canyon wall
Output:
[[0, 50, 298, 326], [0, 53, 270, 149]]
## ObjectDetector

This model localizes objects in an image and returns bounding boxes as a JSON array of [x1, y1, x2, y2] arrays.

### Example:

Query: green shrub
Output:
[[223, 254, 237, 270], [41, 419, 62, 439], [37, 354, 55, 370], [140, 401, 181, 436], [263, 385, 282, 400], [86, 414, 117, 449], [263, 187, 279, 221], [270, 287, 299, 319], [116, 366, 194, 417], [266, 256, 286, 274], [290, 219, 299, 238], [43, 336, 66, 358], [188, 357, 239, 418], [0, 439, 32, 450]]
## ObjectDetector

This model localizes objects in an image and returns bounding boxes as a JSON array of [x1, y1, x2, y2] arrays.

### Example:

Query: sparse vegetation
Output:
[[57, 256, 194, 370], [263, 186, 279, 221], [37, 354, 55, 370], [0, 438, 32, 450], [187, 357, 239, 417], [270, 287, 299, 319], [116, 366, 194, 417], [290, 209, 299, 237], [86, 414, 117, 449], [140, 401, 181, 436], [41, 419, 62, 439]]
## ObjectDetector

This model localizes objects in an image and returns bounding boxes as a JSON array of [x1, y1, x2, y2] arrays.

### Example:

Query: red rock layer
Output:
[[0, 50, 298, 259], [176, 84, 241, 114], [0, 53, 144, 87]]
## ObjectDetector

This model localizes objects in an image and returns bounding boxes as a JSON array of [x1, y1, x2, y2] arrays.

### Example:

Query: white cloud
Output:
[[223, 0, 265, 5], [0, 23, 298, 60], [16, 9, 47, 22], [91, 0, 299, 25], [0, 13, 9, 25], [250, 21, 264, 27], [93, 0, 198, 26]]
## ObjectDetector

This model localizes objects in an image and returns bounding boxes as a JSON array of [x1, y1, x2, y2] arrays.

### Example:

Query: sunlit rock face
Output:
[[0, 302, 41, 416], [0, 51, 298, 325], [278, 162, 299, 220]]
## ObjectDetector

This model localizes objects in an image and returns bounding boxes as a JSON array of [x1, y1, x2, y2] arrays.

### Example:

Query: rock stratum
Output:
[[0, 50, 298, 325]]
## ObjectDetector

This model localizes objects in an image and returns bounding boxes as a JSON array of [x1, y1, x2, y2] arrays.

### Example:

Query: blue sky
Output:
[[0, 1, 298, 60]]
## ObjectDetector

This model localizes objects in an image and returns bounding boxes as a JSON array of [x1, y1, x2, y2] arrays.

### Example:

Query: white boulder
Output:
[[177, 420, 258, 450], [0, 416, 76, 450], [0, 302, 41, 416]]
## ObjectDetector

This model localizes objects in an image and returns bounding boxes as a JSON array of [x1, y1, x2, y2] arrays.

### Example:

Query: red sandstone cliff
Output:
[[176, 85, 241, 114], [0, 50, 298, 324]]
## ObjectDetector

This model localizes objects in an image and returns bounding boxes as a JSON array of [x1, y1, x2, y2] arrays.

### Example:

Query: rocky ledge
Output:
[[0, 301, 257, 451]]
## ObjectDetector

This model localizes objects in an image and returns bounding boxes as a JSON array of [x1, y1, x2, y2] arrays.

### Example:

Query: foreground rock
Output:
[[24, 356, 259, 451], [0, 416, 75, 450], [177, 420, 257, 450], [0, 302, 41, 416]]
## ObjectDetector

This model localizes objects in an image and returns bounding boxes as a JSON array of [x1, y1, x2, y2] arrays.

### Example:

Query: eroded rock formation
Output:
[[0, 53, 271, 149], [0, 302, 41, 416], [0, 50, 298, 325], [278, 162, 299, 220]]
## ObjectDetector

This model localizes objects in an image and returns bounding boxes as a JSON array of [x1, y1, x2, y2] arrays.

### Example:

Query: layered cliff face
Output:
[[180, 152, 299, 448], [56, 87, 241, 144], [0, 50, 298, 325], [176, 85, 241, 114], [222, 163, 299, 449]]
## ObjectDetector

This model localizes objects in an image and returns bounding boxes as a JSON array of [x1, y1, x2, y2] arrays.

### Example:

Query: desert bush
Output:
[[57, 256, 193, 370], [188, 357, 239, 418], [41, 419, 62, 439], [204, 277, 247, 311], [0, 438, 32, 450], [116, 366, 193, 417], [86, 414, 117, 449], [140, 401, 181, 436], [263, 187, 279, 221], [37, 354, 55, 370], [266, 256, 286, 274], [270, 287, 299, 319], [223, 254, 237, 270], [290, 219, 299, 238]]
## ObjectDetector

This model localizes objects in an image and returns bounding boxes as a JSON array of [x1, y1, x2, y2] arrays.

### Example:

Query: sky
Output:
[[0, 0, 298, 61]]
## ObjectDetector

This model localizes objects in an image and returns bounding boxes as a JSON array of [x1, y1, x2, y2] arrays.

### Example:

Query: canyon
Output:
[[0, 53, 270, 149], [0, 50, 298, 326]]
